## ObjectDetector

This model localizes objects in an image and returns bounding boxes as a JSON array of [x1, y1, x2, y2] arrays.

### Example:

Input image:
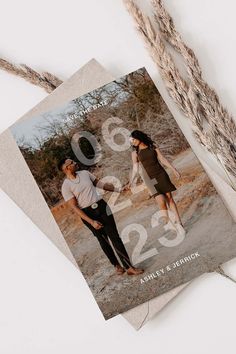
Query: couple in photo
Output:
[[58, 130, 182, 275]]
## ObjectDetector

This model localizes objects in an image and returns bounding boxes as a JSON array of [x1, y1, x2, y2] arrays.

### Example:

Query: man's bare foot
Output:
[[126, 267, 144, 275], [115, 265, 125, 275]]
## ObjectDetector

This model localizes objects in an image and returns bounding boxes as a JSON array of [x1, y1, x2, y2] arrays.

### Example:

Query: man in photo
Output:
[[58, 158, 144, 276]]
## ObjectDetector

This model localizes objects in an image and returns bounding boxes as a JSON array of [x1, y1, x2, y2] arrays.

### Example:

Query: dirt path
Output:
[[52, 148, 236, 319]]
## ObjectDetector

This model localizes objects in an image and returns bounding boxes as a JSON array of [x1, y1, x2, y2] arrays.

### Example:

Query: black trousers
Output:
[[82, 199, 132, 269]]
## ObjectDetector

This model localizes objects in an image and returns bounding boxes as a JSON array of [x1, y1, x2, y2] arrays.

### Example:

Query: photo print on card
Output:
[[10, 67, 236, 319]]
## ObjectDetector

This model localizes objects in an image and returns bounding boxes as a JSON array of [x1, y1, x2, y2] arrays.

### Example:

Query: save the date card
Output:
[[10, 67, 236, 319]]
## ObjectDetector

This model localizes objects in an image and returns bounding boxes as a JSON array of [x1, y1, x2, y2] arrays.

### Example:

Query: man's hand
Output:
[[91, 220, 103, 230]]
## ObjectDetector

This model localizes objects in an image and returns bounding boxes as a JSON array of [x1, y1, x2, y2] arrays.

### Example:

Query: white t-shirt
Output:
[[61, 170, 102, 208]]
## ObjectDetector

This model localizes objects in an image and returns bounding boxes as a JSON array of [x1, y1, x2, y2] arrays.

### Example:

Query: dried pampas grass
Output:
[[0, 57, 62, 93], [124, 0, 236, 188]]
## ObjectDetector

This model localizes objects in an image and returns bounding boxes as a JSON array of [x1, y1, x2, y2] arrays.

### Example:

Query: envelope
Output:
[[0, 59, 186, 329]]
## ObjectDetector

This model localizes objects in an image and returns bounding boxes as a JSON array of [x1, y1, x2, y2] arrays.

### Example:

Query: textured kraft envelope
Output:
[[0, 59, 186, 329]]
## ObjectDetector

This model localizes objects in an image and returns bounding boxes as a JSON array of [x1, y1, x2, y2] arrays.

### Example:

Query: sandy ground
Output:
[[52, 148, 236, 319]]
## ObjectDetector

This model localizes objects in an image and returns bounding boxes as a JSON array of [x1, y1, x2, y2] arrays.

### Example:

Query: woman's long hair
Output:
[[130, 130, 155, 151]]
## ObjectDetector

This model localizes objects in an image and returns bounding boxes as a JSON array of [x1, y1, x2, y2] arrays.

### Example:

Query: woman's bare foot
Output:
[[159, 215, 169, 225], [173, 219, 184, 227], [126, 267, 144, 275], [157, 209, 169, 225], [115, 265, 125, 275]]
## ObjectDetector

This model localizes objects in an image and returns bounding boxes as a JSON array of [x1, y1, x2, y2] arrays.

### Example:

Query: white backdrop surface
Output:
[[1, 0, 236, 353]]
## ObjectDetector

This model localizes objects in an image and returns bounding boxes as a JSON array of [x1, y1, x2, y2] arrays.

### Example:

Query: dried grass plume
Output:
[[0, 57, 62, 93], [124, 0, 236, 187]]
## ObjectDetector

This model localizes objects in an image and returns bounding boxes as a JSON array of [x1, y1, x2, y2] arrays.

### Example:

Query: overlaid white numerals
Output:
[[151, 210, 186, 247], [71, 131, 102, 166], [121, 223, 158, 265], [70, 116, 186, 265], [98, 176, 132, 214], [101, 117, 131, 152]]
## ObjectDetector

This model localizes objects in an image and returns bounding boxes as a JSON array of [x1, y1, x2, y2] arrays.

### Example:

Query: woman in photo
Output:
[[129, 130, 183, 226]]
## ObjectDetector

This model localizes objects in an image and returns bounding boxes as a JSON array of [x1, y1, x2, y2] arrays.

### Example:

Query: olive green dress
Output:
[[137, 147, 176, 197]]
